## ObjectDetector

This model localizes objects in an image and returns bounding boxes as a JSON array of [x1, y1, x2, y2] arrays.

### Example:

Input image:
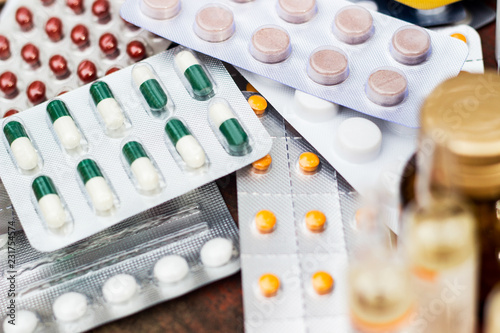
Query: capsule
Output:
[[132, 64, 168, 111], [122, 141, 160, 192], [47, 100, 82, 150], [3, 121, 38, 171], [209, 100, 250, 155], [165, 119, 206, 169], [32, 175, 66, 229], [90, 81, 125, 130], [77, 159, 114, 212], [174, 50, 213, 99]]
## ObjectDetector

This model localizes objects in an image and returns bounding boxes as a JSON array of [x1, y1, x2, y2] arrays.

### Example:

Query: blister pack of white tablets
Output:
[[0, 47, 272, 252], [120, 0, 468, 128], [0, 182, 240, 333]]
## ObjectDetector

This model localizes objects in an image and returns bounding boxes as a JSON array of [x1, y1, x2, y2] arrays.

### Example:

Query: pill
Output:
[[154, 255, 189, 283], [71, 24, 90, 48], [102, 274, 138, 304], [16, 7, 34, 31], [165, 119, 206, 169], [77, 159, 114, 212], [335, 117, 382, 163], [299, 152, 320, 173], [3, 310, 38, 333], [247, 95, 267, 115], [42, 0, 55, 5], [92, 0, 111, 22], [77, 60, 98, 84], [32, 175, 66, 229], [99, 33, 119, 57], [252, 154, 272, 172], [312, 271, 334, 295], [27, 81, 47, 105], [49, 55, 70, 79], [127, 40, 147, 62], [122, 18, 140, 30], [3, 109, 19, 118], [53, 292, 87, 322], [47, 100, 82, 150], [259, 274, 280, 297], [174, 50, 213, 99], [305, 210, 326, 233], [200, 238, 233, 267], [250, 26, 292, 64], [45, 17, 64, 42], [140, 0, 180, 20], [254, 210, 276, 234], [0, 35, 11, 60], [333, 5, 374, 44], [209, 100, 250, 155], [90, 81, 125, 130], [391, 26, 431, 65], [105, 67, 121, 75], [246, 83, 258, 93], [366, 69, 408, 106], [450, 33, 467, 44], [122, 141, 160, 192], [293, 90, 339, 122], [67, 0, 84, 14], [132, 64, 168, 110], [194, 4, 235, 42], [0, 72, 18, 97], [277, 0, 317, 24], [21, 43, 40, 67], [307, 47, 349, 85]]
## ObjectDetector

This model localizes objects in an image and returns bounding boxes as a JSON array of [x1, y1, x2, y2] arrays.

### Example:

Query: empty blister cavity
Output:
[[366, 68, 408, 106], [307, 46, 349, 86], [276, 0, 317, 24], [194, 4, 235, 43], [32, 175, 72, 231], [335, 117, 382, 163], [391, 26, 432, 65], [90, 81, 131, 137], [250, 25, 291, 64], [140, 0, 181, 20], [293, 90, 339, 122], [164, 118, 207, 170], [173, 47, 215, 100], [333, 5, 374, 45], [52, 292, 88, 322], [2, 118, 42, 173], [102, 274, 138, 304], [200, 238, 234, 267], [3, 310, 39, 333], [208, 98, 251, 156], [154, 255, 190, 283]]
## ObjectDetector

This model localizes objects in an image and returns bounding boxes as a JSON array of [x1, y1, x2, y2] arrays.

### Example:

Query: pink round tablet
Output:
[[194, 5, 235, 43], [277, 0, 317, 24], [307, 46, 349, 85], [250, 25, 291, 64], [391, 26, 431, 65], [333, 5, 374, 45], [366, 68, 408, 107], [140, 0, 180, 20]]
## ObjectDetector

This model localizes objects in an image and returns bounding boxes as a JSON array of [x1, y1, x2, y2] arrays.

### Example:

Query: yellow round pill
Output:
[[247, 95, 268, 115], [305, 210, 326, 233], [259, 273, 280, 297], [252, 154, 272, 172], [450, 33, 467, 44], [255, 210, 277, 234], [299, 152, 320, 173], [312, 271, 334, 295], [246, 83, 258, 93]]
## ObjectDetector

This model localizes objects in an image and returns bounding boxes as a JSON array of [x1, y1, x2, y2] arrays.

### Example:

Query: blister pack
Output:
[[0, 182, 241, 333], [121, 0, 468, 128], [0, 47, 272, 252], [0, 179, 15, 235], [0, 0, 171, 116]]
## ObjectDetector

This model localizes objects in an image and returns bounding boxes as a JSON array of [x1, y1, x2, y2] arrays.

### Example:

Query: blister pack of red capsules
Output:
[[0, 0, 170, 117]]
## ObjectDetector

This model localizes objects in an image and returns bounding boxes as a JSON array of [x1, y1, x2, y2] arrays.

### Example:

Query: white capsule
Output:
[[176, 135, 206, 169], [53, 116, 82, 150], [38, 193, 66, 229], [10, 137, 38, 171], [97, 98, 125, 130], [53, 292, 87, 322], [154, 255, 189, 283], [3, 310, 38, 333], [200, 238, 233, 267], [209, 102, 235, 128], [102, 274, 138, 304], [132, 64, 155, 87], [131, 157, 160, 191], [174, 50, 199, 74], [85, 176, 114, 212]]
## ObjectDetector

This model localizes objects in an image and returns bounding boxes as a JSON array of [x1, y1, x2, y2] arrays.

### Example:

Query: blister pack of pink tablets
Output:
[[121, 0, 468, 128], [0, 0, 170, 117]]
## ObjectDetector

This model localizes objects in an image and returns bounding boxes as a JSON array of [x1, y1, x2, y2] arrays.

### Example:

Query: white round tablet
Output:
[[102, 274, 138, 304], [0, 234, 7, 248], [3, 310, 38, 333], [335, 117, 382, 163], [52, 292, 87, 322], [154, 255, 189, 283], [293, 90, 339, 122], [200, 238, 233, 267]]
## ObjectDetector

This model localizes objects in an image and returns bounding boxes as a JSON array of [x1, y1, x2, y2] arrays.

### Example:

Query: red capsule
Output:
[[92, 0, 111, 22], [105, 67, 121, 75], [3, 109, 20, 118], [49, 55, 70, 79], [16, 7, 34, 31], [127, 41, 147, 62], [21, 44, 40, 67], [58, 90, 69, 96], [0, 36, 11, 60], [71, 24, 90, 48], [0, 72, 18, 97], [122, 17, 139, 30], [99, 33, 119, 57], [77, 60, 98, 83], [27, 81, 47, 105], [45, 17, 64, 42], [67, 0, 84, 14], [41, 0, 55, 5]]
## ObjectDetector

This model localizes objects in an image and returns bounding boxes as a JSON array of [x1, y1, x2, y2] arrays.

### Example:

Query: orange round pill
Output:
[[247, 95, 268, 115], [312, 271, 334, 295], [299, 152, 320, 173], [254, 210, 276, 234], [305, 210, 326, 233], [450, 33, 467, 44], [259, 273, 280, 297], [246, 82, 258, 93], [252, 154, 272, 172]]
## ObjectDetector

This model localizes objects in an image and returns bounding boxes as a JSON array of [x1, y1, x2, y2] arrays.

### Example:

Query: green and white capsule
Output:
[[90, 81, 125, 130], [32, 175, 66, 229], [174, 49, 214, 99], [165, 119, 206, 169], [77, 159, 114, 212], [122, 141, 160, 192], [132, 64, 168, 111], [209, 100, 250, 155], [47, 100, 82, 150], [3, 120, 39, 170]]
